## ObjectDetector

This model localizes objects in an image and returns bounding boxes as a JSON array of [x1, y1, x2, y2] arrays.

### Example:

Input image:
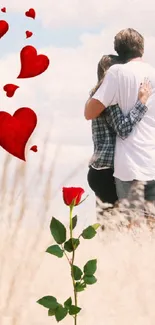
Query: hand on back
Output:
[[138, 78, 152, 104]]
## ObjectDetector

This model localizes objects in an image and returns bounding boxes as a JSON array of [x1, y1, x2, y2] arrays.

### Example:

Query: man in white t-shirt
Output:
[[84, 28, 155, 202]]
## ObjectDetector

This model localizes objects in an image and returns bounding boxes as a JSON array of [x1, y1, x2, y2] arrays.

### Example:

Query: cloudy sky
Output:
[[0, 0, 155, 220]]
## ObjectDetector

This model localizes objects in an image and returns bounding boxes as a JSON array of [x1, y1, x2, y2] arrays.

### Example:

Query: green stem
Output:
[[70, 205, 78, 325], [61, 245, 71, 264]]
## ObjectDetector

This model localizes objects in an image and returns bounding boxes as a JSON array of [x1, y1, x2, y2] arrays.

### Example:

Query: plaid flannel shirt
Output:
[[89, 100, 147, 169]]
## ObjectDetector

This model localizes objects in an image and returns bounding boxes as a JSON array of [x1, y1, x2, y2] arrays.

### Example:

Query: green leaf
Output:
[[55, 305, 68, 322], [73, 265, 83, 280], [37, 296, 58, 309], [77, 195, 89, 206], [46, 245, 64, 258], [64, 297, 72, 309], [50, 217, 66, 244], [75, 281, 87, 292], [83, 275, 97, 285], [81, 226, 96, 239], [69, 305, 81, 315], [64, 238, 80, 252], [72, 215, 78, 229], [83, 259, 97, 276], [92, 223, 101, 230], [48, 309, 55, 316]]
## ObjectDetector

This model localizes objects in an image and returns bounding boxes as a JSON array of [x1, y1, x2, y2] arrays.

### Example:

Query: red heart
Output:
[[17, 45, 50, 79], [0, 20, 9, 38], [25, 8, 36, 19], [26, 30, 33, 38], [3, 84, 19, 97], [1, 7, 6, 13], [30, 145, 38, 152], [0, 108, 37, 160]]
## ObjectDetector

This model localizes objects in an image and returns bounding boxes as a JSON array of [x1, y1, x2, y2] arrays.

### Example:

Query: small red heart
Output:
[[0, 107, 37, 160], [30, 145, 38, 152], [25, 8, 35, 19], [26, 30, 33, 38], [3, 84, 19, 97], [0, 20, 9, 38], [17, 45, 50, 79], [1, 7, 6, 13]]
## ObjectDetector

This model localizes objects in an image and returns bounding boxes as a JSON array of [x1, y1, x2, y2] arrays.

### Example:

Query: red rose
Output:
[[62, 187, 84, 206]]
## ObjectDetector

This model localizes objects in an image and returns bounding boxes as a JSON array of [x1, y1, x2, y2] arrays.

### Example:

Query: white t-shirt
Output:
[[93, 60, 155, 181]]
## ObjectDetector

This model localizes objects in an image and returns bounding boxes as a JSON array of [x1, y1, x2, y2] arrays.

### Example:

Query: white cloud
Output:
[[0, 22, 155, 159], [8, 0, 155, 34], [1, 0, 155, 207], [2, 6, 155, 322]]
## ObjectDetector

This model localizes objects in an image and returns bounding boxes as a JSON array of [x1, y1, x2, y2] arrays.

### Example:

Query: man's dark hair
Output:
[[114, 28, 144, 61]]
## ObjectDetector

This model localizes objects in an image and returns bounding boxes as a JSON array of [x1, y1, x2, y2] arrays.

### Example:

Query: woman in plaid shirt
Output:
[[87, 54, 151, 206]]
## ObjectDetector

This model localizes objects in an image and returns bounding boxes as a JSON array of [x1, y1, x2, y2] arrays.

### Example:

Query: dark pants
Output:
[[115, 178, 155, 202], [87, 166, 118, 204]]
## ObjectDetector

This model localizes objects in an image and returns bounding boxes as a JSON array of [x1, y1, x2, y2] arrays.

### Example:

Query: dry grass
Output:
[[0, 136, 59, 323], [0, 134, 87, 325], [1, 148, 155, 325]]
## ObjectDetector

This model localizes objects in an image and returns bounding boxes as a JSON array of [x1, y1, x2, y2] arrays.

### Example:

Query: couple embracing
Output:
[[85, 28, 155, 213]]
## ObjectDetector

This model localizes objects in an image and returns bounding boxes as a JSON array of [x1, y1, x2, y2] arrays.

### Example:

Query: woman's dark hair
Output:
[[90, 54, 123, 97]]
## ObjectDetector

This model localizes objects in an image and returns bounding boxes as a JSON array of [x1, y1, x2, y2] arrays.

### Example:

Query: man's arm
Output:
[[105, 100, 148, 140], [84, 98, 106, 120], [84, 68, 118, 120]]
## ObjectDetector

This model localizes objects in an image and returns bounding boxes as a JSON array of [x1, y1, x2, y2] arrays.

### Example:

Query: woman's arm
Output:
[[105, 78, 152, 139], [105, 101, 147, 140]]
